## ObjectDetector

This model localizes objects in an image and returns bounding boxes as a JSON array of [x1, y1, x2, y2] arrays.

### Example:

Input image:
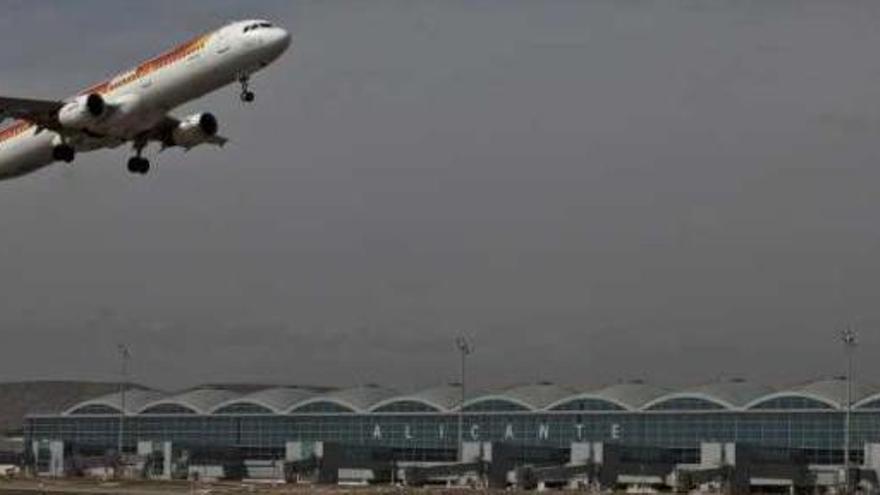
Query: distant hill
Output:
[[186, 383, 336, 394], [0, 381, 147, 435]]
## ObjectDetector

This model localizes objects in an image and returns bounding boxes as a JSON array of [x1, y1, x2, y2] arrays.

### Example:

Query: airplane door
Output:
[[215, 30, 232, 55], [139, 72, 153, 90]]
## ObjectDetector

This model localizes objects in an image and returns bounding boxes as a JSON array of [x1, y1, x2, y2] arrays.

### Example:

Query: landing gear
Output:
[[52, 144, 75, 163], [238, 73, 255, 103], [127, 156, 150, 175], [127, 140, 150, 175]]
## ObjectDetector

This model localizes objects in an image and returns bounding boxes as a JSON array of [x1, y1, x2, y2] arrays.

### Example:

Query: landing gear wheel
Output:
[[238, 73, 254, 103], [127, 157, 150, 175], [52, 144, 75, 163]]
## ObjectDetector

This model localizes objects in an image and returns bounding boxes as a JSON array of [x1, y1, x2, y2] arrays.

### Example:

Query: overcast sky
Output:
[[1, 0, 879, 392]]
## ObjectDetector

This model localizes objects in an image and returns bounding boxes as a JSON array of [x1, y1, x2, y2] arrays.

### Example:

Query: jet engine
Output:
[[170, 113, 219, 148], [57, 94, 106, 130]]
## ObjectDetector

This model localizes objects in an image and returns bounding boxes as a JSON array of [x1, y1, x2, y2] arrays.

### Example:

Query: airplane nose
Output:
[[252, 26, 292, 62], [272, 28, 292, 52]]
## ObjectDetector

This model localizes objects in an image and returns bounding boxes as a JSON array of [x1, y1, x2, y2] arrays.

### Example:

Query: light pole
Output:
[[841, 328, 857, 493], [455, 334, 473, 463], [117, 344, 131, 458]]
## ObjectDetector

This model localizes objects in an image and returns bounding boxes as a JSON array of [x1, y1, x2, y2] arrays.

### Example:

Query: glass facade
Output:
[[214, 403, 274, 415], [372, 401, 440, 413], [859, 400, 880, 410], [646, 398, 726, 411], [292, 402, 354, 414], [25, 409, 880, 465], [750, 396, 833, 410], [68, 405, 121, 415], [464, 399, 529, 412], [550, 398, 624, 411], [140, 404, 198, 415]]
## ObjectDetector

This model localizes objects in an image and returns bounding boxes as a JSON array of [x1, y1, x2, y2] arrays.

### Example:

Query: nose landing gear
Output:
[[239, 73, 255, 103]]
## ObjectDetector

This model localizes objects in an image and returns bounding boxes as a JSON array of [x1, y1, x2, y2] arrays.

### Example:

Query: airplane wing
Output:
[[0, 96, 64, 129]]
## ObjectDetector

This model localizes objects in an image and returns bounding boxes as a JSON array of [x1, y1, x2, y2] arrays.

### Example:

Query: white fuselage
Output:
[[0, 20, 291, 180]]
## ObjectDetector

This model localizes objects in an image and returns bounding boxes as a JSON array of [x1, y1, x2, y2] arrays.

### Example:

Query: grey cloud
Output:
[[0, 0, 878, 391]]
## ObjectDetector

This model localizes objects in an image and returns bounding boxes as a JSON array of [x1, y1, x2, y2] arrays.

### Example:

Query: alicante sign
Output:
[[369, 422, 622, 442]]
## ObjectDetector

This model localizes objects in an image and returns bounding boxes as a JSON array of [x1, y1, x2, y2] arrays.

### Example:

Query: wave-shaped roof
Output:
[[59, 378, 880, 415], [747, 378, 878, 409], [289, 386, 397, 413], [797, 378, 877, 407], [505, 383, 577, 409], [464, 383, 575, 410], [138, 388, 241, 414], [369, 384, 484, 412], [64, 389, 165, 415], [211, 387, 316, 414], [545, 382, 667, 411], [645, 380, 775, 410], [856, 390, 880, 409], [592, 382, 670, 410]]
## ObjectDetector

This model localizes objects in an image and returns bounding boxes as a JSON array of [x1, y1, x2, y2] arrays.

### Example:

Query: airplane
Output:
[[0, 19, 291, 181]]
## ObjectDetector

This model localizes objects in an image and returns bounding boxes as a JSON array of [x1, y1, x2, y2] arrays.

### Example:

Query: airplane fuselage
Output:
[[0, 20, 291, 180]]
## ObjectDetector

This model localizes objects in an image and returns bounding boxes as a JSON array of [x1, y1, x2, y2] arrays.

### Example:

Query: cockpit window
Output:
[[244, 22, 273, 33]]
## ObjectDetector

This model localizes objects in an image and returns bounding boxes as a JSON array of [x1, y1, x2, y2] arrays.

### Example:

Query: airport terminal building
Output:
[[23, 378, 880, 490]]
